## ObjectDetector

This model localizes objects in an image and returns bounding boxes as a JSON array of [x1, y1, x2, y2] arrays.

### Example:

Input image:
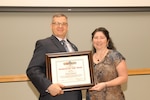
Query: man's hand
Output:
[[47, 83, 65, 96]]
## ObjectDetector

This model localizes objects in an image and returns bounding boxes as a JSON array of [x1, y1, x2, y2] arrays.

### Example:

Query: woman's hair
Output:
[[91, 27, 116, 53]]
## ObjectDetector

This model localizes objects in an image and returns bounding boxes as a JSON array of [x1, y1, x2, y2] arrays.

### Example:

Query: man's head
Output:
[[51, 13, 68, 39]]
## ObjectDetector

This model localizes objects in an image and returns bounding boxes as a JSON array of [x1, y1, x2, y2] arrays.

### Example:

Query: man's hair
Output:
[[52, 13, 68, 21]]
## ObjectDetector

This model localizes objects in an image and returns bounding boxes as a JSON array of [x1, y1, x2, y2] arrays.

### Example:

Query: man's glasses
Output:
[[52, 22, 68, 26]]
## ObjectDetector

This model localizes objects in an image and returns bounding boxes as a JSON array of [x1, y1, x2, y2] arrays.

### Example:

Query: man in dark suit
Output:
[[26, 13, 82, 100]]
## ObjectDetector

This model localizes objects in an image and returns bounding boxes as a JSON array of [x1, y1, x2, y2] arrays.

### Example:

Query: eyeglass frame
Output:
[[52, 22, 68, 26]]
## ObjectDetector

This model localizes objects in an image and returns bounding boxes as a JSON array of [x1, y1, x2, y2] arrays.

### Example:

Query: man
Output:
[[26, 13, 82, 100]]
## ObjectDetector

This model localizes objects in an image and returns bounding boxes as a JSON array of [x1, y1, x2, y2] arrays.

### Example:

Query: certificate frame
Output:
[[46, 50, 95, 91]]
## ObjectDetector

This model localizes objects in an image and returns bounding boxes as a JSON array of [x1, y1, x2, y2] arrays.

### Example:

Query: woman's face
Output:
[[92, 31, 108, 50]]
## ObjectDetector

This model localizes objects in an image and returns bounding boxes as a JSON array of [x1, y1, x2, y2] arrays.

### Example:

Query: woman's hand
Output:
[[89, 82, 106, 91]]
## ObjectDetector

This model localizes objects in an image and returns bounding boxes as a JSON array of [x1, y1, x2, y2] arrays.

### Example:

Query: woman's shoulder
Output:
[[108, 50, 125, 60], [109, 49, 119, 54], [108, 50, 125, 66]]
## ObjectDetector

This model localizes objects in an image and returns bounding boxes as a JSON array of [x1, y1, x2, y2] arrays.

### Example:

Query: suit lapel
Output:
[[50, 35, 78, 52], [50, 35, 66, 52], [67, 39, 78, 51]]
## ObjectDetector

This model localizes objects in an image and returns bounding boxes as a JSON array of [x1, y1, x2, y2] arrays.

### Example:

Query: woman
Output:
[[87, 27, 128, 100]]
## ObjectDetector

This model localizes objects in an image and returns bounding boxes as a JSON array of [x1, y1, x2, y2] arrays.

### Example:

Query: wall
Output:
[[1, 0, 150, 7], [0, 12, 150, 99]]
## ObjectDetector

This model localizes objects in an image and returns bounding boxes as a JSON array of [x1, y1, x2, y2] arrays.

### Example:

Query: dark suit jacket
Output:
[[26, 35, 82, 100]]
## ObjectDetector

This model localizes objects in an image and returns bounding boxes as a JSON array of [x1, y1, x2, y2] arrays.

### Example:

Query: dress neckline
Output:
[[93, 50, 110, 65]]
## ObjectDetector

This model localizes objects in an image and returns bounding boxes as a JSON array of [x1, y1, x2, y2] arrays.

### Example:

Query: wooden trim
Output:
[[128, 68, 150, 75], [0, 68, 150, 83], [0, 74, 29, 83]]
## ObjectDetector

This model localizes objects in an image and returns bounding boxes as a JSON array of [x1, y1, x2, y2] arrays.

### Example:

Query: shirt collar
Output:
[[55, 36, 67, 42]]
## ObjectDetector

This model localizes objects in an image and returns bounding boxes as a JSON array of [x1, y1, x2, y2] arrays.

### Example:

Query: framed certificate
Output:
[[46, 50, 95, 91]]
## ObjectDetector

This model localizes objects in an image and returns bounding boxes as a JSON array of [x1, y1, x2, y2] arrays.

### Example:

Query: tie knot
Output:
[[61, 40, 66, 45], [60, 40, 69, 52]]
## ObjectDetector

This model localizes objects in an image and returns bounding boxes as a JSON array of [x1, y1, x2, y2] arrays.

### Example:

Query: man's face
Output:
[[51, 16, 68, 39]]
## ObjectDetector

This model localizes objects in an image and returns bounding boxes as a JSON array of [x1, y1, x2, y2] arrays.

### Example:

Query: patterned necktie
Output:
[[61, 40, 69, 52]]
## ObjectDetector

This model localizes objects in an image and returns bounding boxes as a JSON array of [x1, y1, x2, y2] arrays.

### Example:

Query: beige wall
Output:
[[1, 0, 150, 7], [0, 12, 150, 99], [0, 75, 150, 100]]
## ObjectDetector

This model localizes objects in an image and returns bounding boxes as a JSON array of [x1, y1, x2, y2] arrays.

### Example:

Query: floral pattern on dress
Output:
[[87, 50, 125, 100]]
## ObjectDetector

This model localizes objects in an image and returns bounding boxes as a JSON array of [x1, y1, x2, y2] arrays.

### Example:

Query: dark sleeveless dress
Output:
[[86, 50, 125, 100]]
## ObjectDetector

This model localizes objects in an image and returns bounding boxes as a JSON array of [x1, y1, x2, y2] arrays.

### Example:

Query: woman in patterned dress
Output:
[[86, 27, 128, 100]]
